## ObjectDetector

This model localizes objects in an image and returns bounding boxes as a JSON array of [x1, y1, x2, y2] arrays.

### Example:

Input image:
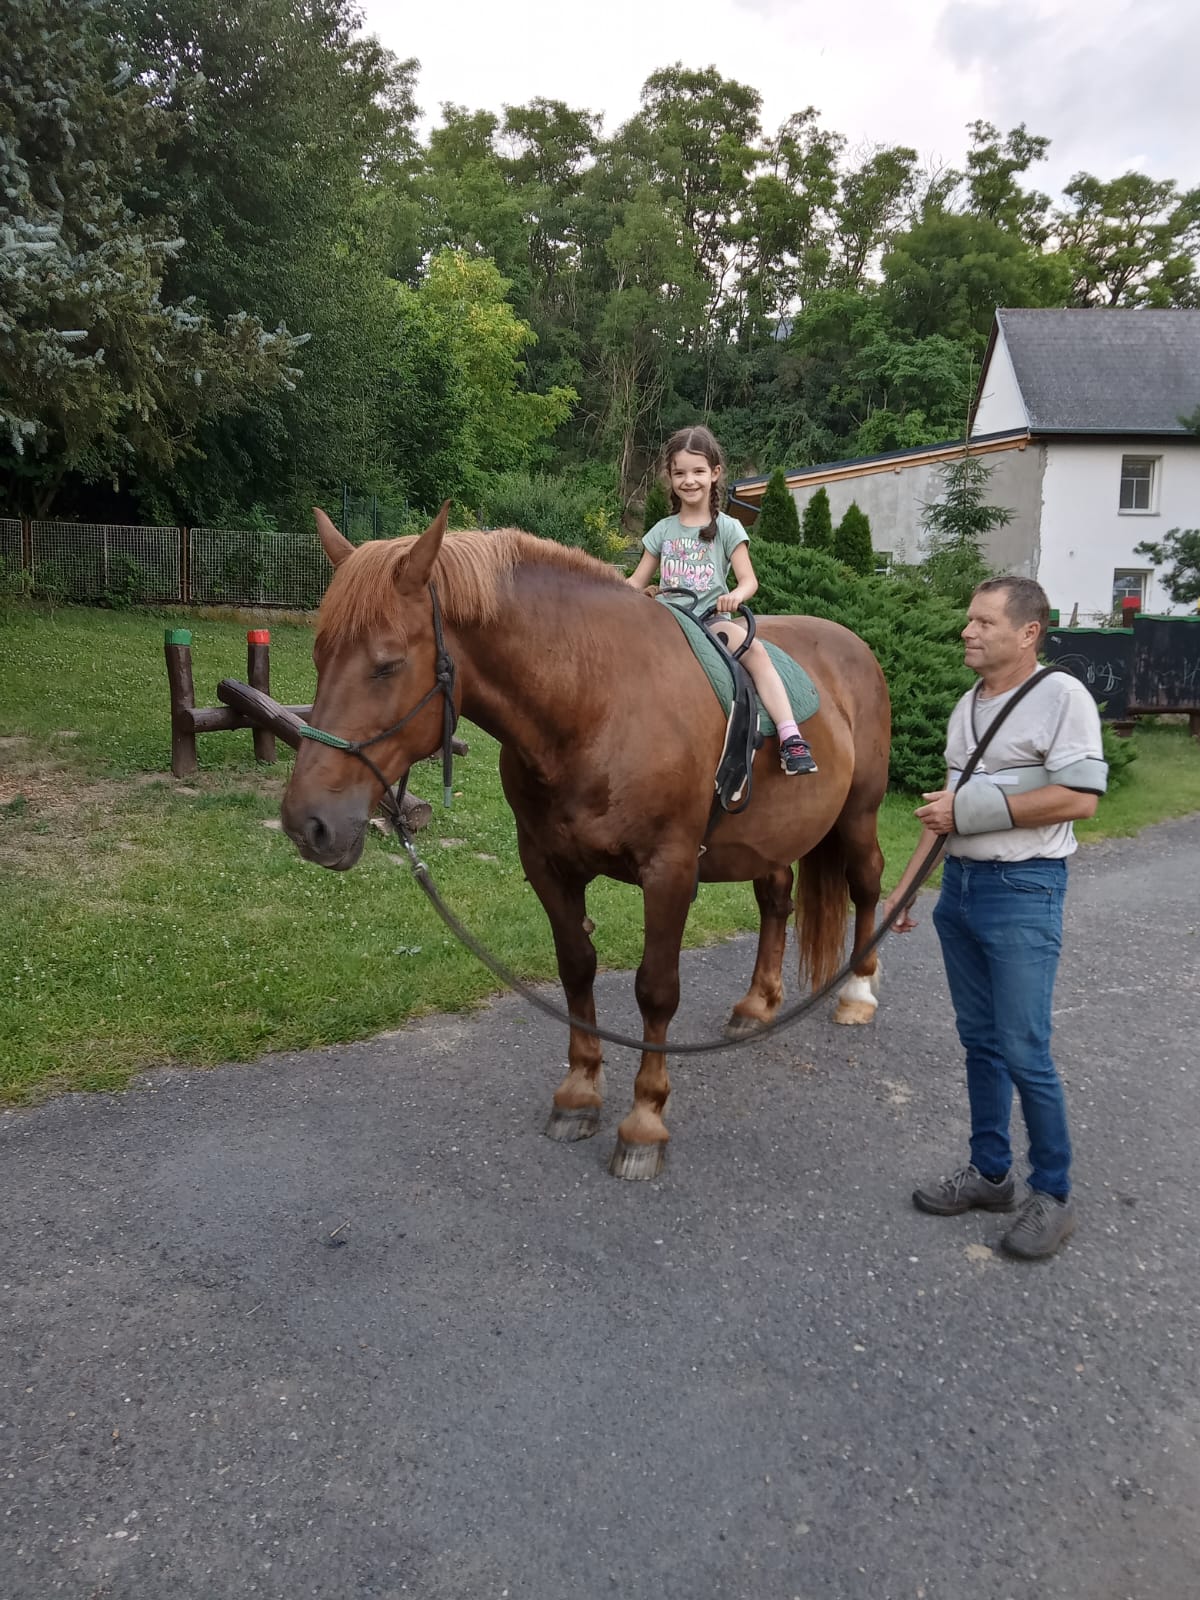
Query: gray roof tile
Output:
[[997, 308, 1200, 434]]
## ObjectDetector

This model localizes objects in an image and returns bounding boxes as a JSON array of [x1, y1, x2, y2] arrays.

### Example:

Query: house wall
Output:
[[782, 445, 1044, 574], [1037, 438, 1200, 623], [971, 329, 1028, 434]]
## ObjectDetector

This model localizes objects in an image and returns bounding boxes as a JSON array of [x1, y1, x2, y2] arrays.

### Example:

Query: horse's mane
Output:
[[317, 528, 624, 643]]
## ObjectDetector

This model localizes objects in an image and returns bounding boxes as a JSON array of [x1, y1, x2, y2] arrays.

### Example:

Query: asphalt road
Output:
[[3, 817, 1199, 1600]]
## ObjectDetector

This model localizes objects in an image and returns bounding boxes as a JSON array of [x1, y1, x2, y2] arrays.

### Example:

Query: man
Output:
[[899, 577, 1107, 1259]]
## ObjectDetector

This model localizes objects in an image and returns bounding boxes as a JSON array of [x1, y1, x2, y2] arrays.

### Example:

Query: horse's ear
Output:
[[397, 500, 450, 594], [313, 507, 355, 567]]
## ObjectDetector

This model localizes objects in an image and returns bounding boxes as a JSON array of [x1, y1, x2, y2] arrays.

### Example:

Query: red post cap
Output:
[[247, 629, 271, 644]]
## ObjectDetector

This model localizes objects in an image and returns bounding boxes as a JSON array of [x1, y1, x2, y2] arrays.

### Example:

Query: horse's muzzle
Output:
[[281, 801, 367, 871]]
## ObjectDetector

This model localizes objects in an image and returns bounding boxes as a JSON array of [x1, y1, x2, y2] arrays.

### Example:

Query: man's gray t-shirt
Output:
[[643, 512, 748, 616], [945, 671, 1106, 861]]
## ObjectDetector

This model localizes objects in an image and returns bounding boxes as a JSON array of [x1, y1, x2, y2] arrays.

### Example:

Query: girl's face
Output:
[[668, 449, 720, 519]]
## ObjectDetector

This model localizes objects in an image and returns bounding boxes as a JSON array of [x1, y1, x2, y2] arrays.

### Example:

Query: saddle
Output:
[[656, 593, 765, 815]]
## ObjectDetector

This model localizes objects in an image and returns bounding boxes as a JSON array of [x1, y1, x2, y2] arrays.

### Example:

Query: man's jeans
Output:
[[932, 855, 1072, 1198]]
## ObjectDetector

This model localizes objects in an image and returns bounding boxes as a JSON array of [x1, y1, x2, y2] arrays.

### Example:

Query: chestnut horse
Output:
[[281, 506, 891, 1179]]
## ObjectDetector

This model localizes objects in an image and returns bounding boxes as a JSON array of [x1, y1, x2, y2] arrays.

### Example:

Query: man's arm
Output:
[[917, 783, 1099, 836]]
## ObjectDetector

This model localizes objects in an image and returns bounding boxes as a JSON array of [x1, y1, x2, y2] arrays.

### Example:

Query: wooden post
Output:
[[246, 629, 276, 764], [164, 628, 198, 778]]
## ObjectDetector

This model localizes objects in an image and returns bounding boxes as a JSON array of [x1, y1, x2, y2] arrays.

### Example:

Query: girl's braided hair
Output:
[[661, 425, 726, 543]]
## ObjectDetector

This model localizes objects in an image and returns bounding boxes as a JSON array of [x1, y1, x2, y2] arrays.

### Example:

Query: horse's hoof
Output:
[[544, 1104, 602, 1142], [724, 1012, 766, 1040], [608, 1137, 666, 1181], [834, 999, 878, 1026]]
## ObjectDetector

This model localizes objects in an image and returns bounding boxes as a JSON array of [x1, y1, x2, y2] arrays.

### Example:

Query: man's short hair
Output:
[[974, 575, 1050, 646]]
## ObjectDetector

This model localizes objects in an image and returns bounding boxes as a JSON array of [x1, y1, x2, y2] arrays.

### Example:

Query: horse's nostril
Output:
[[305, 814, 330, 852]]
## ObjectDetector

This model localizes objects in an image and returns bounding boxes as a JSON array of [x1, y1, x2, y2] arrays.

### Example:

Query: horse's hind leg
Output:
[[833, 803, 885, 1026], [725, 866, 794, 1039], [522, 857, 606, 1142]]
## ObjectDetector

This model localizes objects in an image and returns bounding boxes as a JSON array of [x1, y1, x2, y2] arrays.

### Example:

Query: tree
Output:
[[801, 487, 834, 551], [1054, 172, 1200, 307], [754, 468, 801, 544], [1134, 529, 1200, 605], [834, 501, 874, 574], [0, 0, 300, 516], [919, 451, 1013, 605], [963, 121, 1052, 246], [642, 478, 670, 532]]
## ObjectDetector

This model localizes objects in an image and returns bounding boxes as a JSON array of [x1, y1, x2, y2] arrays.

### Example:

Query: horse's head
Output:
[[281, 504, 451, 869]]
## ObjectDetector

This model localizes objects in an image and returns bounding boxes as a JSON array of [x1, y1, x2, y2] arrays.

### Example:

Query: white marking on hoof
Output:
[[834, 974, 879, 1026]]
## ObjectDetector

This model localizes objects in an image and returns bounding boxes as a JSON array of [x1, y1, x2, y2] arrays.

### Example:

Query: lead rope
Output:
[[386, 667, 1066, 1055]]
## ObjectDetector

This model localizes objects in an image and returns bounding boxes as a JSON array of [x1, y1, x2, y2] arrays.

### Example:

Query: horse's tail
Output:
[[795, 830, 850, 993]]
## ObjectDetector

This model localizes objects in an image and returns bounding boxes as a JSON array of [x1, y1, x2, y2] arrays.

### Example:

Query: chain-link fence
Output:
[[188, 527, 328, 609], [0, 518, 21, 577], [4, 517, 331, 609]]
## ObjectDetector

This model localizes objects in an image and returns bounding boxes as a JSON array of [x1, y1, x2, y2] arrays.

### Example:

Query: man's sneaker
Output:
[[912, 1163, 1015, 1216], [779, 734, 818, 775], [1000, 1191, 1076, 1259]]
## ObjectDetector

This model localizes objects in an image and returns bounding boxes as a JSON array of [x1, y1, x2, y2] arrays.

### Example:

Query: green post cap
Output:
[[164, 628, 192, 646]]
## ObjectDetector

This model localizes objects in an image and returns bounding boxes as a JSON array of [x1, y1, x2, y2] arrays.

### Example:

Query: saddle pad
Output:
[[657, 600, 820, 735]]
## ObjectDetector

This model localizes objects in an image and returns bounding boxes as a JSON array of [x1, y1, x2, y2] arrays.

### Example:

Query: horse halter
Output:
[[296, 583, 459, 814]]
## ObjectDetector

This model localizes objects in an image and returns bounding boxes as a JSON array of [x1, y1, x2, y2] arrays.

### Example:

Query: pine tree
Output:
[[801, 486, 834, 551], [834, 501, 874, 575], [642, 478, 670, 532], [754, 467, 802, 544], [919, 451, 1013, 606]]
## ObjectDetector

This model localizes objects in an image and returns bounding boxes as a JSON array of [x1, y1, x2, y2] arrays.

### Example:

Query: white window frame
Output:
[[1118, 455, 1159, 514], [1112, 569, 1150, 607]]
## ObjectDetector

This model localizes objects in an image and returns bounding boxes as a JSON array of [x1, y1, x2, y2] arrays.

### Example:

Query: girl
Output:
[[626, 425, 818, 775]]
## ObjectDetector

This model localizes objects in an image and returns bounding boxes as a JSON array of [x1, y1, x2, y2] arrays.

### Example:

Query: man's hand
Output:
[[880, 896, 918, 934], [914, 788, 956, 835]]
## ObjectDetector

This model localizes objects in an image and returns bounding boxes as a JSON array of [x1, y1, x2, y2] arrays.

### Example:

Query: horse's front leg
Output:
[[520, 853, 606, 1142], [725, 866, 794, 1039], [833, 803, 886, 1026], [609, 861, 696, 1181]]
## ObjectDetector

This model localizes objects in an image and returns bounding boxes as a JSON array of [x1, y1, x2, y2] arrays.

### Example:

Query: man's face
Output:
[[961, 589, 1037, 676]]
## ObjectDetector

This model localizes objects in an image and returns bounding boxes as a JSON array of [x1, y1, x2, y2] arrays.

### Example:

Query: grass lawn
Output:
[[2, 603, 1198, 1105]]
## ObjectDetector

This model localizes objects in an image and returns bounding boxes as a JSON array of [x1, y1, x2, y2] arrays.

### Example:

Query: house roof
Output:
[[987, 308, 1200, 435]]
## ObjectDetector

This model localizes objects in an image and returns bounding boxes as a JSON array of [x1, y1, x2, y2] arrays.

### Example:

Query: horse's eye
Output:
[[371, 660, 403, 680]]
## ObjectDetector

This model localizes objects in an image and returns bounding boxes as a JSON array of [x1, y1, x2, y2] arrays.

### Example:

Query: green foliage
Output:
[[1055, 172, 1200, 307], [0, 0, 301, 517], [834, 501, 874, 575], [1134, 528, 1200, 605], [642, 478, 671, 532], [918, 452, 1013, 606], [473, 471, 623, 560], [751, 544, 973, 790], [800, 487, 834, 551], [754, 468, 802, 544], [1101, 722, 1139, 788]]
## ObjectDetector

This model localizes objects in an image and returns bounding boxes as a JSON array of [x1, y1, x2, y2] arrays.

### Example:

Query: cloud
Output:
[[937, 0, 1200, 189]]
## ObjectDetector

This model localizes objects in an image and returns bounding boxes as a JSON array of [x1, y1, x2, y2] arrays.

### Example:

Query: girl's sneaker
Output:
[[779, 734, 818, 775]]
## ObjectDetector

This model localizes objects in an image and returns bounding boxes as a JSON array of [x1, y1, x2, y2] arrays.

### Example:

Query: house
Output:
[[731, 308, 1200, 622]]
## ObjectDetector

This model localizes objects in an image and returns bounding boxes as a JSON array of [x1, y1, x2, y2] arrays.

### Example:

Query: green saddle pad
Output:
[[656, 600, 819, 735]]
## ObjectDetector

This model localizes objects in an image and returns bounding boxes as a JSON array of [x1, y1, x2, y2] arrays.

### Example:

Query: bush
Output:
[[473, 471, 624, 561], [642, 479, 671, 533], [754, 467, 801, 544], [751, 543, 972, 791], [800, 486, 834, 552], [834, 501, 874, 575]]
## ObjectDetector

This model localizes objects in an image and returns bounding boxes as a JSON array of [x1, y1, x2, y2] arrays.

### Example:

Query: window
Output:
[[1119, 456, 1157, 513], [874, 550, 893, 576], [1112, 569, 1149, 607]]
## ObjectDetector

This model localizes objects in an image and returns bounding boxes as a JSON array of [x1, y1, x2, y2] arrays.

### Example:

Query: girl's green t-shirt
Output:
[[642, 512, 749, 616]]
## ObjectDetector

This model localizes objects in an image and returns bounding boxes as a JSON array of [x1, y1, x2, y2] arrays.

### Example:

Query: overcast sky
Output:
[[360, 0, 1199, 201]]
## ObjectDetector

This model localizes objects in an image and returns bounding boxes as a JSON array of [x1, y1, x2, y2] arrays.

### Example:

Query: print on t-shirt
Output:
[[660, 533, 717, 596]]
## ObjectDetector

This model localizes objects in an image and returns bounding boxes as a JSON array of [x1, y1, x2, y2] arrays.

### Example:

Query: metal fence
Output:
[[2, 517, 329, 609]]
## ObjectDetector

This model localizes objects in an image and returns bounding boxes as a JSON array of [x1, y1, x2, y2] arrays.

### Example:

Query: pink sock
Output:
[[777, 719, 800, 743]]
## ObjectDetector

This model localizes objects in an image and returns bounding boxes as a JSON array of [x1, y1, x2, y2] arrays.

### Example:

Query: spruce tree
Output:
[[801, 486, 834, 551], [642, 478, 670, 532], [754, 467, 802, 544], [834, 501, 875, 575], [919, 451, 1013, 606]]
